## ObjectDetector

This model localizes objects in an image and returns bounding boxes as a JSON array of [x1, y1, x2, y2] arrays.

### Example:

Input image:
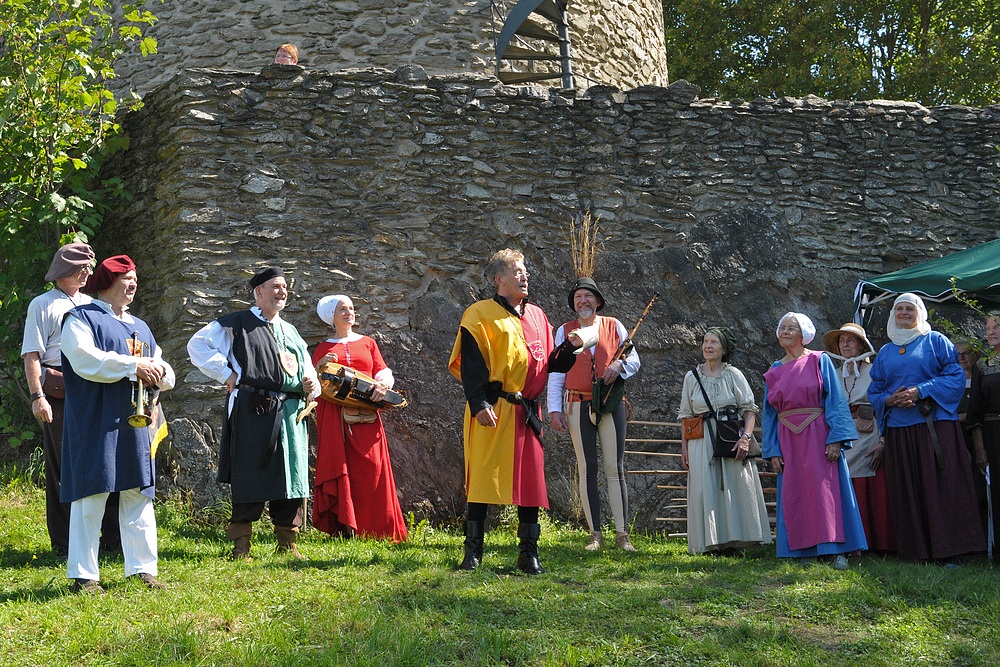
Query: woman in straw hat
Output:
[[822, 323, 895, 553]]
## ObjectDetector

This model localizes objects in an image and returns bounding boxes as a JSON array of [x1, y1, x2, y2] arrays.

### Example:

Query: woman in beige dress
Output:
[[679, 327, 772, 555]]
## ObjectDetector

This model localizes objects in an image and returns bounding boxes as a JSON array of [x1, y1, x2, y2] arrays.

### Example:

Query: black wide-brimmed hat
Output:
[[568, 277, 605, 311]]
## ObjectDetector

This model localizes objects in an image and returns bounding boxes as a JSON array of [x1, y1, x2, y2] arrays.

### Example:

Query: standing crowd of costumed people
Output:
[[15, 43, 996, 597], [19, 233, 998, 594]]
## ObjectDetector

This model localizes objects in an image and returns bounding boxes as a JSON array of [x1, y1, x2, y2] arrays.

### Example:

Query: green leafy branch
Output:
[[0, 0, 158, 448]]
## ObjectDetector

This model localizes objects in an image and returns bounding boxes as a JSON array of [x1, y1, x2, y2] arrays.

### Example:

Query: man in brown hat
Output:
[[547, 277, 641, 552], [20, 242, 120, 558], [61, 255, 175, 593]]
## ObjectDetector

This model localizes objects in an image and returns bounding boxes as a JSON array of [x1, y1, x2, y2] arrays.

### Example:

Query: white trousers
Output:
[[67, 488, 158, 580]]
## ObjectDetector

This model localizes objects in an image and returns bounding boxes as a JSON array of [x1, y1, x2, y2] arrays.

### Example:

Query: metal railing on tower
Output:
[[491, 0, 574, 89]]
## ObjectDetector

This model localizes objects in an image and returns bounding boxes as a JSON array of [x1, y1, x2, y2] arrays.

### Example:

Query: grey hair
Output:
[[485, 248, 524, 288]]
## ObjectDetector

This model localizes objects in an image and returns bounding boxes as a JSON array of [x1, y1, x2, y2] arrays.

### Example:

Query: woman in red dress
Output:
[[312, 294, 408, 542]]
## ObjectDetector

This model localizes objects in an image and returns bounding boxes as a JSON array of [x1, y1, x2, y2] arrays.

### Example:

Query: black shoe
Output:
[[459, 520, 484, 570], [516, 523, 544, 575], [71, 578, 105, 595], [130, 572, 167, 589]]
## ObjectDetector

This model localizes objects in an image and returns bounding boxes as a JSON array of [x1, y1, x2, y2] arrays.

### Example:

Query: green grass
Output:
[[1, 482, 997, 666]]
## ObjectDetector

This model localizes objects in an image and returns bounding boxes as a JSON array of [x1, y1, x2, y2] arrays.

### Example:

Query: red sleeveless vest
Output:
[[562, 316, 621, 393]]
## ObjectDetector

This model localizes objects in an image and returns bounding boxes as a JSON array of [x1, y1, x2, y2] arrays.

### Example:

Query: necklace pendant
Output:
[[898, 346, 906, 355]]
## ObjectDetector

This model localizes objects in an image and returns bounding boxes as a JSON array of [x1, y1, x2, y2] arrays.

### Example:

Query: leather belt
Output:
[[238, 383, 304, 470], [497, 390, 543, 438], [238, 383, 303, 402]]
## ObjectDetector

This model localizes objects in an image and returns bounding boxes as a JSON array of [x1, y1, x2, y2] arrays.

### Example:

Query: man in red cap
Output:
[[60, 255, 175, 594], [21, 242, 121, 558]]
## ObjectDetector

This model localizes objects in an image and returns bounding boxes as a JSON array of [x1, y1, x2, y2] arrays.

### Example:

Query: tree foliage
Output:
[[663, 0, 1000, 105], [0, 0, 157, 445]]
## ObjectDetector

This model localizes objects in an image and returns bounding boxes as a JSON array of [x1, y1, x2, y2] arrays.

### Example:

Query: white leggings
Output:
[[567, 400, 629, 533], [67, 488, 157, 580]]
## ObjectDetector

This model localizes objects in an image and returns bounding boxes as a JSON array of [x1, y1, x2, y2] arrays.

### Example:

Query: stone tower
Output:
[[114, 0, 668, 95]]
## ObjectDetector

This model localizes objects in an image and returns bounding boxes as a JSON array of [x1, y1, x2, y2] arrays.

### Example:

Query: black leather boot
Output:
[[516, 523, 544, 574], [459, 520, 484, 570]]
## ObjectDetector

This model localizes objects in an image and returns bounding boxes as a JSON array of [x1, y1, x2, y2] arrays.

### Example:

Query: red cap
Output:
[[85, 255, 136, 294]]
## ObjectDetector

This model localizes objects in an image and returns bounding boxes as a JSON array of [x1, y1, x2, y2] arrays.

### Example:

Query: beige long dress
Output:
[[679, 365, 772, 554]]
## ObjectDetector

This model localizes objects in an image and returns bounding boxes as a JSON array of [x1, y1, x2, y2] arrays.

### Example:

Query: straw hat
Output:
[[822, 323, 875, 356]]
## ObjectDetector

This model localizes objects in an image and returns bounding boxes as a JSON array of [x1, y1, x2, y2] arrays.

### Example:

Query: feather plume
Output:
[[570, 211, 601, 278]]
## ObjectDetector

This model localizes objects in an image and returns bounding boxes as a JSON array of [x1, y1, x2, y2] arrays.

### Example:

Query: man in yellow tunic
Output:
[[449, 249, 576, 573]]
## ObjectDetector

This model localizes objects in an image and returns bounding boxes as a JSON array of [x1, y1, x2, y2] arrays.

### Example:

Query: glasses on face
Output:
[[508, 269, 530, 281], [778, 325, 800, 334], [958, 351, 973, 359]]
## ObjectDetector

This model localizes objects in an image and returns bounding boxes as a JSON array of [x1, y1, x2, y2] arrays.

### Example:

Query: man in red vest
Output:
[[547, 277, 641, 552]]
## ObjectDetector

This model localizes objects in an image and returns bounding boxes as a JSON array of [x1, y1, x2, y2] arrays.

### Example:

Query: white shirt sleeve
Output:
[[547, 324, 568, 413], [187, 320, 238, 384], [62, 313, 140, 383], [303, 357, 320, 400], [616, 319, 641, 380], [153, 345, 176, 392], [374, 367, 395, 390], [20, 296, 47, 358], [62, 311, 176, 392]]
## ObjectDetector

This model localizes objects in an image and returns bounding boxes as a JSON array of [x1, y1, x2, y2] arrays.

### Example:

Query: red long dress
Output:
[[312, 336, 408, 542]]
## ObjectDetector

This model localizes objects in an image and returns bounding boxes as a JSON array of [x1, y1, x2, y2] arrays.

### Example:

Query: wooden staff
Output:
[[598, 291, 659, 411]]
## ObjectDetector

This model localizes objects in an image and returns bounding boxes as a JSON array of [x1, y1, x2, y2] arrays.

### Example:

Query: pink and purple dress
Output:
[[763, 350, 867, 557]]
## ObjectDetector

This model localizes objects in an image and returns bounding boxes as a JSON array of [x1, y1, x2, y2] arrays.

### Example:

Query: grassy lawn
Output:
[[0, 482, 997, 666]]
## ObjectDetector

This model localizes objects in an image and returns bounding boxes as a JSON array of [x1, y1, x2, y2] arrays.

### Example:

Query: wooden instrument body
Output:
[[318, 362, 408, 411]]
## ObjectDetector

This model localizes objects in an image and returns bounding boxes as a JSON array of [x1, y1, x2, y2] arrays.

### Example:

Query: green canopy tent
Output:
[[853, 238, 1000, 325]]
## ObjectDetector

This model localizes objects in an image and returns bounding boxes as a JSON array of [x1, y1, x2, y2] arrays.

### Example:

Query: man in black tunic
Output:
[[187, 267, 318, 560]]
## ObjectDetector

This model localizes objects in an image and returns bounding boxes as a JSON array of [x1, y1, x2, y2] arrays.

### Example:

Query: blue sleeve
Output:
[[917, 333, 966, 414], [762, 378, 781, 459], [821, 353, 859, 446], [868, 351, 890, 432]]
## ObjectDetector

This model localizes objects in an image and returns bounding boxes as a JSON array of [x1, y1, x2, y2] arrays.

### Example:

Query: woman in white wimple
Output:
[[868, 293, 985, 563], [679, 327, 771, 555], [763, 312, 867, 570]]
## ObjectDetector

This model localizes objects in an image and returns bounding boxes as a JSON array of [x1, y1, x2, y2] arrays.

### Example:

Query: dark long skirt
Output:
[[852, 468, 896, 553], [884, 421, 986, 561]]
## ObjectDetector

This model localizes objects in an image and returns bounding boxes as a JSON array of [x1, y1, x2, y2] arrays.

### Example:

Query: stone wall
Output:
[[114, 0, 668, 96], [96, 65, 1000, 531]]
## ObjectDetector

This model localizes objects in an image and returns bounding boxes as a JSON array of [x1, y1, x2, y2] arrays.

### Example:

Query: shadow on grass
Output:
[[0, 544, 125, 569], [0, 575, 69, 604]]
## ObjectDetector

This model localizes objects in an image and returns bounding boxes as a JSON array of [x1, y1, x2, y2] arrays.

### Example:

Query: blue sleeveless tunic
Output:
[[60, 304, 157, 502]]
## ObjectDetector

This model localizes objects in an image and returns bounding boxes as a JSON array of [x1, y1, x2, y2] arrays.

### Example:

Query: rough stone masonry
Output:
[[95, 64, 1000, 530]]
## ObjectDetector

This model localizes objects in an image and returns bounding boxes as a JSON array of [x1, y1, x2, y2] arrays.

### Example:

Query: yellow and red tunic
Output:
[[449, 297, 555, 507]]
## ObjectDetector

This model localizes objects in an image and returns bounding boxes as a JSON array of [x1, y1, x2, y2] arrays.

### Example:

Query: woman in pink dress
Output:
[[763, 312, 867, 569], [312, 294, 408, 542]]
